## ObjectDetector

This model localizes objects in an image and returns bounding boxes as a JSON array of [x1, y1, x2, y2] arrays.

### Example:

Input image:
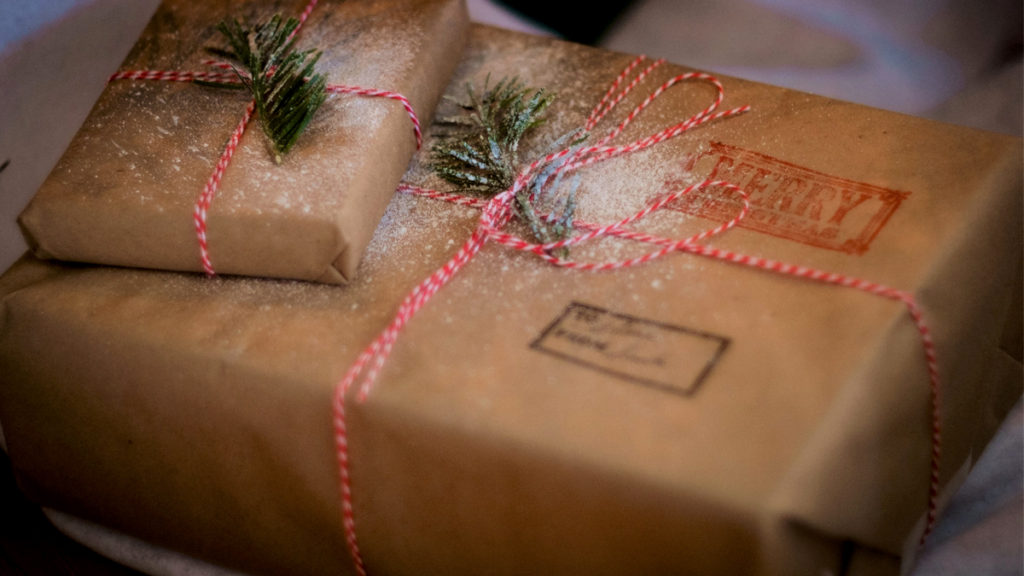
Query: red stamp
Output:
[[662, 142, 909, 254]]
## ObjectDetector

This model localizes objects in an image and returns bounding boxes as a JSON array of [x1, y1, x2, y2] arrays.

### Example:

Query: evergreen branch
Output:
[[432, 76, 553, 195], [432, 76, 588, 255], [216, 14, 327, 163]]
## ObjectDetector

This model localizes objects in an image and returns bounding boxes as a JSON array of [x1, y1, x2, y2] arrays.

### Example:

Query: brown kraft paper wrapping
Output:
[[16, 0, 469, 284], [1, 26, 1021, 576]]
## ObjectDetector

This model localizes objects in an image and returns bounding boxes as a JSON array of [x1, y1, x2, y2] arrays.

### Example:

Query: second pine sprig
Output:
[[217, 14, 328, 163], [432, 76, 582, 255]]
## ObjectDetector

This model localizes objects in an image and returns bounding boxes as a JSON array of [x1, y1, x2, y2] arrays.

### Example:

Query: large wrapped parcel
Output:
[[16, 0, 469, 284], [1, 25, 1021, 576]]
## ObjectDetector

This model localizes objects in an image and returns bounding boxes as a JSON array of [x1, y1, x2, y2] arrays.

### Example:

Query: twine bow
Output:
[[332, 55, 944, 575]]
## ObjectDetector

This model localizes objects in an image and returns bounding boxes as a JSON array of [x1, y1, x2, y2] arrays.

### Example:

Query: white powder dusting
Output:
[[358, 33, 730, 299]]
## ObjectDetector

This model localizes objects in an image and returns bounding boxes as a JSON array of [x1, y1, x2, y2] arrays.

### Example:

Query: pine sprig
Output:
[[432, 76, 554, 194], [432, 76, 582, 255], [217, 14, 328, 163]]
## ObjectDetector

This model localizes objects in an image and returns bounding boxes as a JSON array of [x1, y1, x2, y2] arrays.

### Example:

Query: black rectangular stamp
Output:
[[530, 302, 729, 397]]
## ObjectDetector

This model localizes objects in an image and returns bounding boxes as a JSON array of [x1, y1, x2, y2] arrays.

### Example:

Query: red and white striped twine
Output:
[[111, 8, 944, 568], [108, 0, 421, 276], [327, 84, 422, 149], [335, 55, 944, 574]]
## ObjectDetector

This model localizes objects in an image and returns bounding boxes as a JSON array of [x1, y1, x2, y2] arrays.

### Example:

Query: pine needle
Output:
[[432, 76, 582, 255], [432, 76, 553, 195], [216, 14, 328, 163]]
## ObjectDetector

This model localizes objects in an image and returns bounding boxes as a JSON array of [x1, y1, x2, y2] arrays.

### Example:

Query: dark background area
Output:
[[1, 450, 144, 576], [493, 0, 636, 44]]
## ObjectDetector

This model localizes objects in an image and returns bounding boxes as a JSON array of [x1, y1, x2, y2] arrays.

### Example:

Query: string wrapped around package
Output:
[[107, 0, 422, 277], [331, 55, 943, 576]]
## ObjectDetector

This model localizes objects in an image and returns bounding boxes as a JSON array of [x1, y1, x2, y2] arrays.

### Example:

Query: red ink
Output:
[[664, 142, 910, 254]]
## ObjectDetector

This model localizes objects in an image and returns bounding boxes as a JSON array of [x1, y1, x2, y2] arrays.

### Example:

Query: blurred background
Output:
[[472, 0, 1023, 137]]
